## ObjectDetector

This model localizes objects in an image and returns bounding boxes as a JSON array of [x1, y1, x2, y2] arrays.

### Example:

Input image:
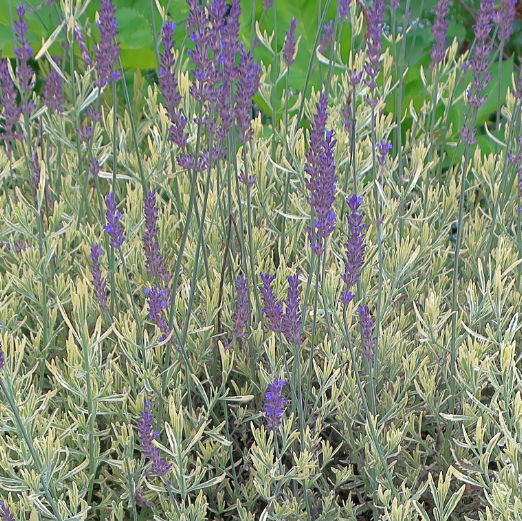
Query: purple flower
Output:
[[281, 274, 302, 346], [159, 21, 187, 148], [88, 157, 100, 175], [0, 500, 14, 521], [364, 0, 384, 91], [143, 189, 172, 285], [43, 55, 63, 112], [235, 45, 261, 143], [283, 18, 298, 68], [104, 192, 125, 248], [357, 305, 375, 358], [14, 4, 35, 106], [233, 275, 250, 338], [137, 401, 172, 477], [260, 272, 283, 332], [319, 20, 334, 54], [263, 0, 273, 10], [74, 24, 92, 66], [93, 0, 120, 87], [89, 244, 108, 312], [461, 124, 477, 145], [430, 0, 449, 64], [0, 53, 22, 142], [305, 92, 337, 255], [496, 0, 516, 41], [264, 377, 285, 430], [339, 0, 352, 20], [341, 195, 367, 304], [376, 140, 392, 168], [465, 0, 494, 108], [145, 287, 170, 342]]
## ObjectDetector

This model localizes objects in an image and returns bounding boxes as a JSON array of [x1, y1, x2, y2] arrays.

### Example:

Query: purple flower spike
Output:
[[357, 305, 375, 359], [364, 0, 384, 92], [305, 92, 337, 255], [89, 243, 108, 312], [43, 55, 63, 113], [14, 4, 35, 105], [74, 25, 92, 67], [376, 140, 392, 168], [104, 192, 125, 248], [143, 189, 172, 285], [260, 272, 283, 332], [0, 500, 14, 521], [341, 195, 367, 304], [159, 21, 187, 148], [233, 275, 250, 338], [339, 0, 352, 20], [283, 18, 298, 68], [264, 377, 286, 430], [319, 20, 334, 54], [137, 401, 172, 477], [145, 287, 170, 342], [496, 0, 516, 41], [431, 0, 449, 65], [0, 53, 22, 143], [94, 0, 120, 88], [281, 274, 302, 346]]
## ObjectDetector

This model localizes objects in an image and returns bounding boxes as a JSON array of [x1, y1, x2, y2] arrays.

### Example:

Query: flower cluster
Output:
[[357, 305, 375, 359], [74, 24, 92, 67], [364, 0, 384, 94], [14, 4, 35, 109], [0, 54, 22, 143], [137, 401, 172, 477], [305, 92, 337, 255], [145, 287, 170, 342], [143, 189, 172, 285], [264, 377, 286, 430], [496, 0, 516, 41], [319, 20, 334, 54], [430, 0, 449, 65], [43, 55, 63, 113], [339, 0, 352, 20], [233, 275, 250, 338], [94, 0, 120, 87], [0, 500, 14, 521], [341, 195, 367, 304], [283, 18, 298, 68], [259, 272, 283, 332], [104, 193, 125, 248]]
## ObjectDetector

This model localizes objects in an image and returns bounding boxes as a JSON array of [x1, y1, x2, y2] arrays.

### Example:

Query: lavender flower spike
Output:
[[93, 0, 120, 87], [145, 287, 170, 342], [233, 275, 250, 338], [265, 377, 286, 430], [305, 92, 337, 255], [430, 0, 449, 65], [496, 0, 516, 41], [319, 20, 334, 54], [357, 305, 375, 359], [0, 500, 14, 521], [341, 195, 367, 304], [281, 274, 303, 346], [364, 0, 384, 92], [0, 53, 22, 142], [90, 244, 108, 312], [43, 55, 63, 113], [104, 192, 125, 248], [283, 18, 298, 68], [74, 25, 92, 67], [14, 4, 35, 106], [137, 401, 172, 477], [260, 272, 283, 332], [339, 0, 352, 20]]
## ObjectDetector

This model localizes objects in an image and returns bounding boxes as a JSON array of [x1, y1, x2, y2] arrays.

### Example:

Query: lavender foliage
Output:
[[281, 274, 302, 346], [305, 92, 337, 255], [94, 0, 120, 87], [104, 192, 125, 248], [43, 55, 63, 113], [283, 18, 298, 68], [264, 377, 286, 430], [137, 401, 172, 477], [233, 275, 250, 338], [0, 323, 4, 370], [260, 272, 283, 332], [90, 244, 109, 312], [341, 195, 367, 304]]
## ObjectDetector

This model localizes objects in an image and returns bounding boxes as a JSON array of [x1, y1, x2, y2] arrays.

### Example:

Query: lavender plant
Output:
[[0, 0, 521, 520]]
